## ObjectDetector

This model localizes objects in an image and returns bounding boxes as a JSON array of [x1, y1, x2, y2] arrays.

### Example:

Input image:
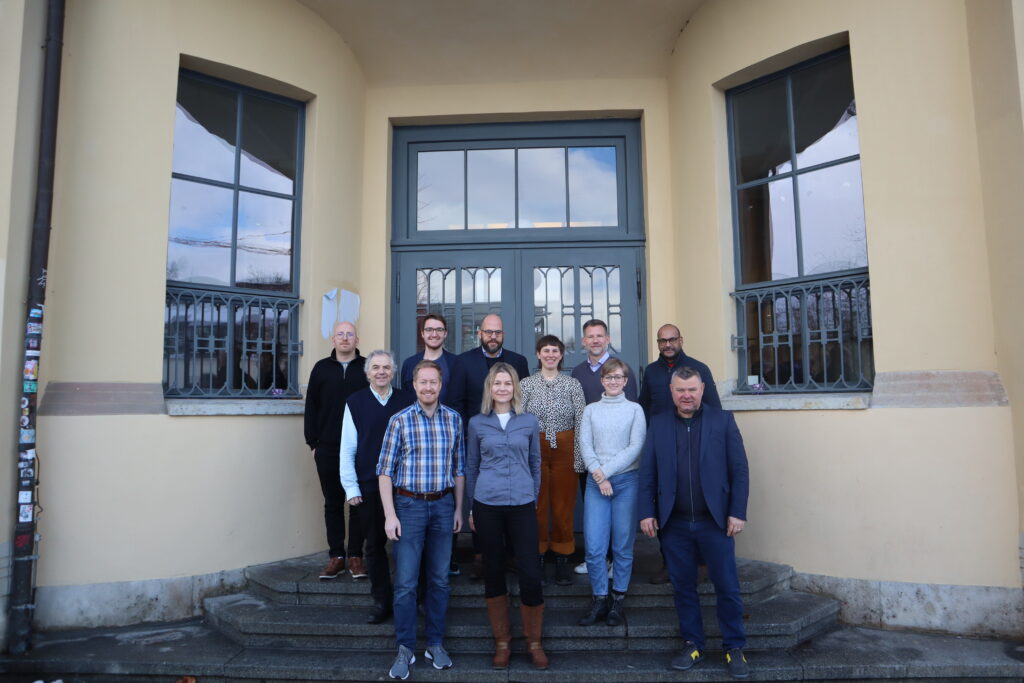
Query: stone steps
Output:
[[205, 587, 838, 652]]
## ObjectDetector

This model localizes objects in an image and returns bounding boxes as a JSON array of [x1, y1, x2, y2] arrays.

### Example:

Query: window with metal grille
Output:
[[163, 70, 304, 397], [727, 48, 873, 393]]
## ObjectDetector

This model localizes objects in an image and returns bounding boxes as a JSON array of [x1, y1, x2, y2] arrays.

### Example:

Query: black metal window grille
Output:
[[727, 48, 873, 393], [731, 274, 872, 393], [164, 287, 302, 397], [164, 70, 304, 398]]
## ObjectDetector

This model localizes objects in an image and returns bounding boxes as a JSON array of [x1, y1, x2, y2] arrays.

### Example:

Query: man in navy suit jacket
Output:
[[458, 313, 530, 419], [400, 313, 466, 417], [639, 366, 751, 678]]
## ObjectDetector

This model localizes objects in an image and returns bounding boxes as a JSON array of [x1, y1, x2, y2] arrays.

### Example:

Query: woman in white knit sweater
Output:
[[577, 358, 647, 627]]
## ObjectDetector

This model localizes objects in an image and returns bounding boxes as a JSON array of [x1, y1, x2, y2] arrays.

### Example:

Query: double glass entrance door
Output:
[[393, 247, 646, 376]]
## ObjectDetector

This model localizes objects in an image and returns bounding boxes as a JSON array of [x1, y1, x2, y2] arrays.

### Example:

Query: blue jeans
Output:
[[392, 493, 454, 650], [660, 514, 746, 651], [583, 469, 638, 595]]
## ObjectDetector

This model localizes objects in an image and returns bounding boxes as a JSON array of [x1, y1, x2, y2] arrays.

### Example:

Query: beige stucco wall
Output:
[[359, 79, 675, 351], [965, 0, 1024, 535], [666, 0, 1020, 587], [34, 0, 367, 587], [735, 407, 1019, 587]]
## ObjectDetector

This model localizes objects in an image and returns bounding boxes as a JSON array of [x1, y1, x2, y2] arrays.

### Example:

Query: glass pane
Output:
[[459, 267, 502, 351], [468, 149, 514, 229], [580, 266, 622, 352], [417, 151, 464, 230], [792, 53, 857, 167], [737, 179, 797, 284], [415, 267, 457, 353], [797, 161, 867, 275], [240, 94, 298, 194], [569, 147, 618, 227], [731, 77, 791, 184], [518, 148, 566, 228], [532, 266, 576, 350], [173, 77, 237, 183], [235, 192, 293, 291], [166, 178, 233, 286]]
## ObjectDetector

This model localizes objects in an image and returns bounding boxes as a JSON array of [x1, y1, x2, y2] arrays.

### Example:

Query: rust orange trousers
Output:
[[536, 429, 577, 555]]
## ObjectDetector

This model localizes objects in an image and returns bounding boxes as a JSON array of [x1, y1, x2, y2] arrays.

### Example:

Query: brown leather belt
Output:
[[396, 486, 452, 502]]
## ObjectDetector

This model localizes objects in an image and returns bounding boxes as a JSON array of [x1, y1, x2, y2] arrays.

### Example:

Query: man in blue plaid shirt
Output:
[[378, 359, 465, 679]]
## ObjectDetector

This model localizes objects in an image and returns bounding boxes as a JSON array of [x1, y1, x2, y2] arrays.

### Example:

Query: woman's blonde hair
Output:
[[480, 362, 524, 416]]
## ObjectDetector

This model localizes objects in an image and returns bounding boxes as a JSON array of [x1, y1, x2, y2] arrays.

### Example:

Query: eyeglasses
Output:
[[656, 337, 679, 345], [334, 332, 356, 339], [480, 329, 504, 337], [602, 374, 626, 382], [423, 327, 446, 334]]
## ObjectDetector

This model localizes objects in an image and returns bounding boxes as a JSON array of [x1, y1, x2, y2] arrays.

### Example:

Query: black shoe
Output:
[[725, 648, 750, 679], [449, 558, 461, 576], [670, 642, 703, 671], [605, 591, 625, 626], [367, 602, 392, 624], [578, 595, 609, 626], [554, 554, 573, 586]]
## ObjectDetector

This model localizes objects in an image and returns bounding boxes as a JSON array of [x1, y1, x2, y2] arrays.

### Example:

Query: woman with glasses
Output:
[[465, 363, 547, 670], [577, 358, 646, 627], [520, 335, 586, 586]]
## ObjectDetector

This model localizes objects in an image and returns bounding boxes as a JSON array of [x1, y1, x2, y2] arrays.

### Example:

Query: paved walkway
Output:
[[3, 616, 1023, 681]]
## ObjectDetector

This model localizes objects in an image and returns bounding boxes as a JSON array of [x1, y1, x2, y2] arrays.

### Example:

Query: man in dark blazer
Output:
[[400, 313, 466, 416], [639, 366, 751, 679], [459, 313, 530, 419]]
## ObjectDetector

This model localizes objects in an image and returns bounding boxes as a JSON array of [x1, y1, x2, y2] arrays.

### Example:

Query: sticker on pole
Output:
[[23, 381, 37, 393], [18, 491, 31, 504], [18, 505, 32, 523], [23, 360, 38, 380], [19, 429, 35, 444]]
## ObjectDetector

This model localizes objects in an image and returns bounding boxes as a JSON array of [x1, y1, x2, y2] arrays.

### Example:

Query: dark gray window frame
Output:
[[726, 48, 874, 394], [164, 69, 305, 399]]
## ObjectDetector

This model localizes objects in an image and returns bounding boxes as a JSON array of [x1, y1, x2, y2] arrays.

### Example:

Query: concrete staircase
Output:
[[205, 535, 839, 654]]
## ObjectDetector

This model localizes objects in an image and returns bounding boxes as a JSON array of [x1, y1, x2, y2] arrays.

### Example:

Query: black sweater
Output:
[[345, 386, 415, 483], [303, 350, 368, 449]]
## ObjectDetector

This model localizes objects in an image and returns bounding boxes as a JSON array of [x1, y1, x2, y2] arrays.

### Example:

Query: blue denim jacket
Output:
[[465, 411, 541, 511]]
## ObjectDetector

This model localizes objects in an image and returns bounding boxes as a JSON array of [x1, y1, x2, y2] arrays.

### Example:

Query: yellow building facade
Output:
[[0, 0, 1020, 645]]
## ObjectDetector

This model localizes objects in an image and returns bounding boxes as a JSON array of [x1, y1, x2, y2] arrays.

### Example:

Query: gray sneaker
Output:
[[388, 644, 416, 680], [670, 641, 703, 671], [424, 643, 453, 670]]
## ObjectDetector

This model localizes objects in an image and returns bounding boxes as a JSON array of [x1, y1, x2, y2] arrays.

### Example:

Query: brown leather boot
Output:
[[485, 595, 512, 669], [520, 603, 549, 669]]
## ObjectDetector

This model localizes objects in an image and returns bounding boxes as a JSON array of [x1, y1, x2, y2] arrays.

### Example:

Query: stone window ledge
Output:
[[166, 399, 305, 416]]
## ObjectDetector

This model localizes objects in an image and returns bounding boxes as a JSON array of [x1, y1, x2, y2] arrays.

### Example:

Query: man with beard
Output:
[[304, 321, 368, 580], [639, 323, 720, 420], [340, 350, 415, 624], [459, 314, 530, 420], [378, 361, 465, 679], [400, 313, 466, 417]]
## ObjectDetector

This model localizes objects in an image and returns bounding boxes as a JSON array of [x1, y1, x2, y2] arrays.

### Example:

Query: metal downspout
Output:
[[7, 0, 65, 654]]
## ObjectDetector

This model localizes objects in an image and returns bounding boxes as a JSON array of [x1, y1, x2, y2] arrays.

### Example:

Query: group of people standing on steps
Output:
[[304, 314, 752, 680]]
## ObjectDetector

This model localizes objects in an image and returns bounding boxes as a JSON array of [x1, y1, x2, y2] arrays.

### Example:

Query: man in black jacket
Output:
[[304, 321, 369, 579], [639, 323, 720, 420]]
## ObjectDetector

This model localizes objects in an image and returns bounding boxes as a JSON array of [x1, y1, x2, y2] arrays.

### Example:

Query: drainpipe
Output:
[[7, 0, 65, 654]]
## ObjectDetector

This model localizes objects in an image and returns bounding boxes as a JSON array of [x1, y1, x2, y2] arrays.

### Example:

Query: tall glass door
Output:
[[393, 247, 645, 375]]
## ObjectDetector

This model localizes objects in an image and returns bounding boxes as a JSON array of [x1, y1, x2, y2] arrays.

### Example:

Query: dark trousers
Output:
[[660, 513, 746, 651], [314, 445, 346, 558], [348, 504, 366, 558], [473, 500, 543, 606], [352, 482, 393, 605]]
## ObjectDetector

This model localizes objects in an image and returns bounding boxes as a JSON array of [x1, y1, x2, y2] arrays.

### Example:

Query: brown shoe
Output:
[[347, 556, 368, 579], [520, 603, 549, 670], [486, 595, 512, 669], [319, 557, 346, 580], [650, 563, 670, 585]]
